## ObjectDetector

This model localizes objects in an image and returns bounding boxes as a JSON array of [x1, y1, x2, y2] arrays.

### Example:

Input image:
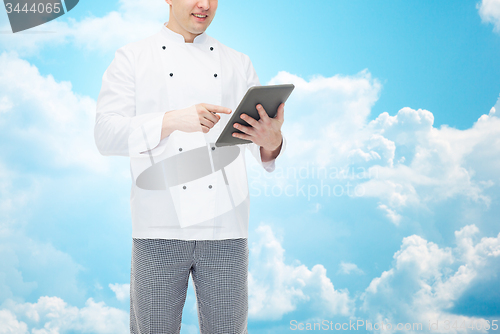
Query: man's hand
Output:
[[232, 103, 284, 151], [161, 103, 232, 139]]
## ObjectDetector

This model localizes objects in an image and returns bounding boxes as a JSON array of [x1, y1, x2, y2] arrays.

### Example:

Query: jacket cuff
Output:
[[128, 112, 167, 157], [247, 133, 287, 173]]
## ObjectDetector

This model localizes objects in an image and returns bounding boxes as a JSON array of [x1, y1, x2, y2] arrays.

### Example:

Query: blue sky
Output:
[[1, 0, 500, 333]]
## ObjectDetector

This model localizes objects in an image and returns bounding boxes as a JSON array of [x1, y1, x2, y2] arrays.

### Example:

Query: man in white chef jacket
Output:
[[95, 0, 286, 333]]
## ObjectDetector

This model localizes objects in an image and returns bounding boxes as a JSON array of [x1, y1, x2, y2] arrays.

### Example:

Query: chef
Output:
[[94, 0, 286, 333]]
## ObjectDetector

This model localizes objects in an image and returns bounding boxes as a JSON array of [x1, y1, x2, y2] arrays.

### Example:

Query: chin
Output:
[[191, 26, 207, 34]]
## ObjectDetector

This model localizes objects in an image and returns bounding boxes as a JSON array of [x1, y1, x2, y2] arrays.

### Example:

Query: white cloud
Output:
[[0, 17, 69, 56], [248, 224, 354, 320], [0, 309, 29, 334], [0, 162, 83, 305], [337, 262, 364, 275], [478, 0, 500, 32], [0, 225, 85, 305], [0, 54, 136, 329], [68, 0, 167, 54], [0, 0, 169, 55], [0, 95, 13, 113], [0, 162, 32, 227], [360, 105, 499, 214], [109, 283, 130, 302], [269, 72, 500, 224], [360, 225, 500, 333], [2, 296, 128, 334], [0, 51, 112, 173], [268, 70, 382, 167], [377, 204, 402, 225]]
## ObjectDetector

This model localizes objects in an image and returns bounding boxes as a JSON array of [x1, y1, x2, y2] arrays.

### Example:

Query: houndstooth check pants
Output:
[[130, 238, 249, 334]]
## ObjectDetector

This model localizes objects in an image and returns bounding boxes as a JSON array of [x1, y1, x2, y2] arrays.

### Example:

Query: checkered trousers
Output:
[[130, 238, 249, 334]]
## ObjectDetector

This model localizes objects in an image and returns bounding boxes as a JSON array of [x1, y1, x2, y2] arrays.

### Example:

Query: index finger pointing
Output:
[[202, 103, 232, 114]]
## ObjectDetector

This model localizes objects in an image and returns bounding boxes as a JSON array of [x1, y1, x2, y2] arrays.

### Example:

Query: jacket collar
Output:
[[160, 22, 209, 45]]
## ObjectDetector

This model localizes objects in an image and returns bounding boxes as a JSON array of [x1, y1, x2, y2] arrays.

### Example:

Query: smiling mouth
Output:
[[192, 13, 208, 19]]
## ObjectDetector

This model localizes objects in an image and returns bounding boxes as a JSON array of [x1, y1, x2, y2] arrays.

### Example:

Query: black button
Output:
[[179, 148, 182, 152], [208, 185, 212, 189], [211, 147, 215, 151], [210, 47, 214, 51], [183, 186, 186, 189], [162, 46, 166, 50], [214, 73, 218, 78], [170, 73, 173, 77]]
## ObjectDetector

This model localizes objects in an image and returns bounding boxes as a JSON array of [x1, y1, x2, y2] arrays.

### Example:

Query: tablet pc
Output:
[[215, 84, 295, 147]]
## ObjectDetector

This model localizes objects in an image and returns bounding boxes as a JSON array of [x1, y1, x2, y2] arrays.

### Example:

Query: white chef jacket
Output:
[[95, 23, 286, 240]]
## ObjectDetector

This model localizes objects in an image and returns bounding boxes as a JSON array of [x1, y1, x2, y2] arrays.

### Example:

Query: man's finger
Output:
[[202, 103, 232, 114], [256, 104, 270, 121], [202, 110, 220, 125], [200, 117, 216, 129], [233, 122, 255, 135], [201, 124, 211, 133], [240, 113, 259, 128], [232, 132, 252, 141], [276, 102, 285, 122]]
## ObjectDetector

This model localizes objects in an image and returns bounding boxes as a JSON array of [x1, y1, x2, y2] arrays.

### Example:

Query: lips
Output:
[[192, 13, 208, 19]]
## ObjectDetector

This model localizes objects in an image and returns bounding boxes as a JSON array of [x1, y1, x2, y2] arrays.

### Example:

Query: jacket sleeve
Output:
[[242, 54, 286, 173], [94, 46, 167, 157]]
